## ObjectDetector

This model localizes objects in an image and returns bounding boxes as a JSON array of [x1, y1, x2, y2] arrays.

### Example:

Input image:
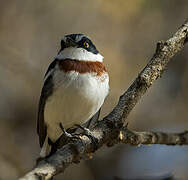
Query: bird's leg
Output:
[[55, 123, 81, 149], [59, 123, 74, 139], [74, 124, 98, 151]]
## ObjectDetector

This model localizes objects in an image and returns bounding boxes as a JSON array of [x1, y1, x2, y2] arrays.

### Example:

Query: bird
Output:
[[37, 34, 109, 158]]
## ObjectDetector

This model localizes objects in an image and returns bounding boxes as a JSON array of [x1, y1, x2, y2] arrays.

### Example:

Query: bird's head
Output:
[[56, 34, 103, 62]]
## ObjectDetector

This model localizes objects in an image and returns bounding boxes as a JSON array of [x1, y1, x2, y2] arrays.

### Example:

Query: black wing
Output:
[[37, 60, 57, 147]]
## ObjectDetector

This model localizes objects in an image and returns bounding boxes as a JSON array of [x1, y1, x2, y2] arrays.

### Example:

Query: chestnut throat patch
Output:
[[58, 59, 107, 76]]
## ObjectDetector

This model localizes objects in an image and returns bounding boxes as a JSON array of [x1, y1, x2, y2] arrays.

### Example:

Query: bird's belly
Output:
[[44, 72, 109, 142]]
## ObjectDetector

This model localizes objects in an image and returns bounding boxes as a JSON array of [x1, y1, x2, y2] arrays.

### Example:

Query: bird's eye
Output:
[[83, 41, 89, 48]]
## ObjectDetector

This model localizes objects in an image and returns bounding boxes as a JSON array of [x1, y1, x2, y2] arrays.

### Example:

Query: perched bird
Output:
[[37, 34, 109, 157]]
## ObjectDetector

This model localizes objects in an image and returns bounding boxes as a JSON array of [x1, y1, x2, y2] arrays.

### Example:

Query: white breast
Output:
[[44, 69, 109, 142]]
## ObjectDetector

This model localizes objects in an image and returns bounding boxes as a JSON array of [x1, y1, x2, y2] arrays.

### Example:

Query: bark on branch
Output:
[[19, 19, 188, 180], [119, 128, 188, 145]]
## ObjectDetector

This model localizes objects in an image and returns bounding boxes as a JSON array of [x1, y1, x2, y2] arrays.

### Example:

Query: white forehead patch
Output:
[[61, 34, 89, 43], [75, 34, 89, 42], [55, 47, 103, 62]]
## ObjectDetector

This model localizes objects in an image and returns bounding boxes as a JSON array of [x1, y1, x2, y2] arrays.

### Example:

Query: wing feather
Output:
[[37, 60, 57, 147]]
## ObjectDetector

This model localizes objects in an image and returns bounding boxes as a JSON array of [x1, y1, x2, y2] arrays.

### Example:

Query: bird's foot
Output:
[[55, 123, 80, 148], [74, 124, 98, 152]]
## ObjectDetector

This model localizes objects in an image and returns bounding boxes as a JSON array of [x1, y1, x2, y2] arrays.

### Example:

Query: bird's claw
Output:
[[56, 123, 80, 148], [74, 124, 98, 152]]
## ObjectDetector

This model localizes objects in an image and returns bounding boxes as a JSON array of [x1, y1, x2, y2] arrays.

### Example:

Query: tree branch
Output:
[[119, 128, 188, 145], [19, 19, 188, 180]]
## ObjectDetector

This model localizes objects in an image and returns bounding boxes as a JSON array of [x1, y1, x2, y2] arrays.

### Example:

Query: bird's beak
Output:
[[65, 37, 77, 47]]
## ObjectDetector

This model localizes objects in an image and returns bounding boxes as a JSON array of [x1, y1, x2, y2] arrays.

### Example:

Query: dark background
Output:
[[0, 1, 188, 179]]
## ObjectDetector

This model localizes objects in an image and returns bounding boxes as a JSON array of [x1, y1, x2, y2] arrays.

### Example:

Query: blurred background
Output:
[[0, 0, 188, 179]]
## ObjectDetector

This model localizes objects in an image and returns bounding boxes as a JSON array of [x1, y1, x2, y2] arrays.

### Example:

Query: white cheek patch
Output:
[[55, 47, 104, 62]]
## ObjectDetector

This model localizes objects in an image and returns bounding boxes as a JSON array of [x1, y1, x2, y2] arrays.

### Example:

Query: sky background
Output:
[[0, 1, 188, 179]]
